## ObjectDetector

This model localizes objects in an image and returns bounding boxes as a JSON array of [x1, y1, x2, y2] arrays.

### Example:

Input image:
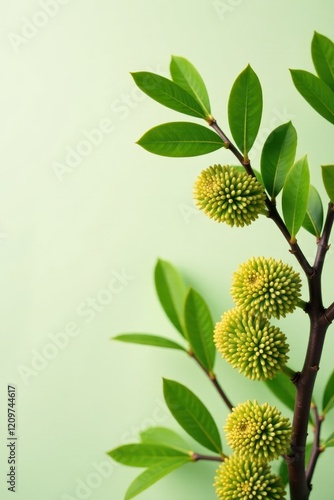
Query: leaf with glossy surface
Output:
[[137, 122, 225, 157], [264, 371, 296, 413], [278, 458, 288, 486], [140, 427, 191, 452], [282, 156, 310, 242], [324, 431, 334, 448], [305, 442, 313, 465], [184, 288, 215, 372], [322, 369, 334, 414], [321, 164, 334, 202], [170, 56, 211, 117], [290, 69, 334, 124], [260, 122, 297, 199], [108, 443, 189, 467], [113, 334, 186, 351], [163, 379, 222, 454], [312, 32, 334, 90], [131, 72, 207, 119], [124, 457, 191, 500], [228, 65, 263, 157], [154, 259, 187, 336], [302, 185, 324, 237]]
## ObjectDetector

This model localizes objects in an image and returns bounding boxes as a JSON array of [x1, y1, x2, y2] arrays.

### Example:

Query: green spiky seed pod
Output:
[[214, 455, 286, 500], [231, 256, 302, 318], [225, 400, 292, 461], [193, 165, 266, 227], [214, 308, 289, 381]]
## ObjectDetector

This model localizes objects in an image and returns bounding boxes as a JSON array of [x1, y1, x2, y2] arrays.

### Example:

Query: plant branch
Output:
[[188, 351, 233, 411], [210, 120, 313, 276], [287, 295, 329, 499], [320, 203, 334, 322], [210, 120, 252, 173], [209, 120, 332, 500], [192, 452, 224, 462], [314, 202, 334, 273], [306, 404, 324, 487]]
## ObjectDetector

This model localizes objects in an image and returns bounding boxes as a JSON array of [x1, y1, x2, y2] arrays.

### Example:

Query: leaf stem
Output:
[[282, 365, 297, 379], [188, 351, 233, 411], [210, 120, 252, 172], [192, 452, 224, 462]]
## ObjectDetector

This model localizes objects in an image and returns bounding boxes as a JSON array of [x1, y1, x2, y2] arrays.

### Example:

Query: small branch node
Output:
[[291, 371, 301, 384], [310, 365, 319, 372], [323, 311, 332, 325]]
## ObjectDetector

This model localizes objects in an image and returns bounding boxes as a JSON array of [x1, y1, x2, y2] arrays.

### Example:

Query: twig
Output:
[[210, 120, 313, 276], [192, 452, 224, 462], [306, 404, 324, 487], [188, 351, 234, 411]]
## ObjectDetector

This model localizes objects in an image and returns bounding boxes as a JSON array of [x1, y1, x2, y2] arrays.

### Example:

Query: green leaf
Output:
[[321, 164, 334, 202], [163, 379, 222, 454], [124, 457, 191, 500], [302, 185, 324, 237], [305, 442, 313, 465], [113, 334, 186, 351], [278, 457, 288, 486], [137, 122, 225, 157], [108, 443, 190, 467], [140, 427, 191, 452], [264, 371, 296, 413], [322, 369, 334, 414], [312, 32, 334, 90], [282, 155, 310, 242], [260, 122, 297, 199], [131, 72, 207, 119], [228, 64, 263, 158], [290, 69, 334, 125], [184, 288, 215, 372], [154, 259, 187, 336], [324, 431, 334, 448], [170, 56, 211, 117]]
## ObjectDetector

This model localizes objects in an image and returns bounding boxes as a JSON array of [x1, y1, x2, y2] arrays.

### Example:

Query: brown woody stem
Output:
[[188, 351, 233, 411], [208, 123, 334, 499]]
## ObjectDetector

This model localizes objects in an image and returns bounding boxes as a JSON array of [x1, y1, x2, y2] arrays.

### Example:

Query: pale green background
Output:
[[0, 1, 334, 499]]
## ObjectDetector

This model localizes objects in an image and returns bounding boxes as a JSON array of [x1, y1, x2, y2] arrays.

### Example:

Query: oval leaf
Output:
[[260, 121, 297, 199], [131, 72, 206, 119], [312, 32, 334, 90], [137, 122, 225, 157], [124, 457, 191, 500], [154, 259, 187, 336], [302, 185, 324, 237], [264, 371, 296, 413], [113, 334, 186, 351], [278, 457, 289, 486], [170, 56, 211, 117], [324, 431, 334, 448], [290, 69, 334, 125], [184, 288, 215, 372], [163, 379, 222, 454], [140, 427, 191, 452], [108, 443, 189, 467], [282, 155, 310, 242], [322, 369, 334, 415], [321, 164, 334, 202], [228, 64, 263, 158]]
